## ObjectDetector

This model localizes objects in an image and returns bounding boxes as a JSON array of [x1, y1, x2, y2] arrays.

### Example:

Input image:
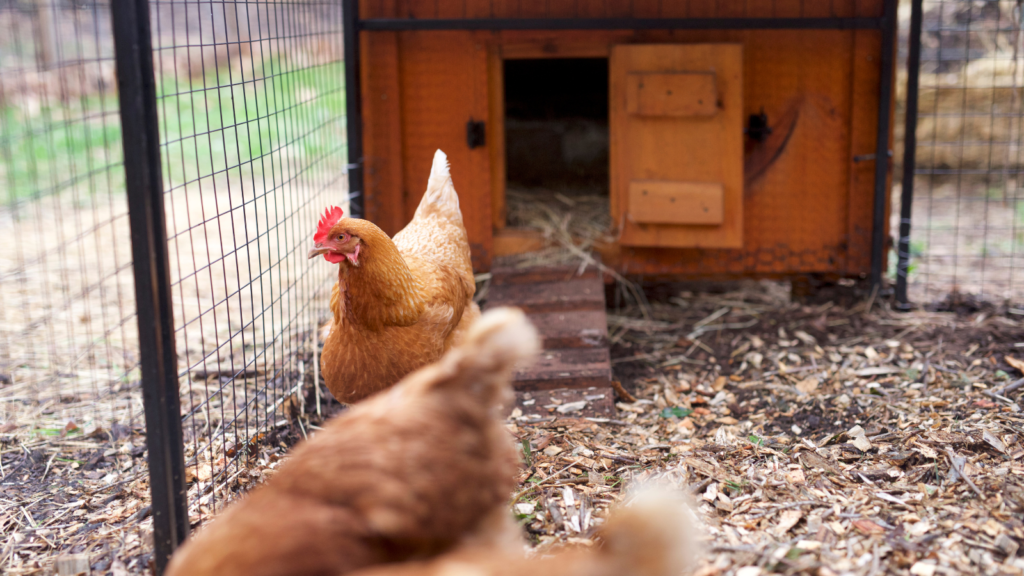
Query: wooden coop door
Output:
[[610, 44, 743, 248]]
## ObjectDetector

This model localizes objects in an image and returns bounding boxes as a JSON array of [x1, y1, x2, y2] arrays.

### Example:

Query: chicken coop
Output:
[[343, 0, 899, 286]]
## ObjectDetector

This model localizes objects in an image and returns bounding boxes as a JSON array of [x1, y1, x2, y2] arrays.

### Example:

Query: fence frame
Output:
[[110, 0, 189, 572], [344, 0, 365, 219], [895, 0, 924, 309]]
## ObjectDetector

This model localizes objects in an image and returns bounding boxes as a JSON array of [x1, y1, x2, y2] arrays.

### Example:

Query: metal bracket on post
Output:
[[869, 0, 898, 293], [343, 0, 364, 219], [110, 0, 188, 573], [895, 0, 923, 311]]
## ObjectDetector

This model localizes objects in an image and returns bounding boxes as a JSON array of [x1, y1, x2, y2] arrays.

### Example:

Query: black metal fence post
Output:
[[870, 0, 898, 291], [896, 0, 924, 309], [343, 0, 365, 218], [110, 0, 189, 572]]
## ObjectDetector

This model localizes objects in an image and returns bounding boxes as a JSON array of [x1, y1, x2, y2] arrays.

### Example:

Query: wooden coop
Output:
[[342, 0, 897, 281], [339, 0, 898, 413]]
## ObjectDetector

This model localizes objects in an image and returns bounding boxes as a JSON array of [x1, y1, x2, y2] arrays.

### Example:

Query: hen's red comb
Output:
[[314, 206, 344, 244]]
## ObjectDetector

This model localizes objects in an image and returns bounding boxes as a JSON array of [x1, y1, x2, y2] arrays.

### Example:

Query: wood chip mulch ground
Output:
[[3, 281, 1024, 576]]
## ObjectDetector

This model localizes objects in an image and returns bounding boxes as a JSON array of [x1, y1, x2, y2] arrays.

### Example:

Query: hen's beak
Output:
[[307, 243, 329, 259]]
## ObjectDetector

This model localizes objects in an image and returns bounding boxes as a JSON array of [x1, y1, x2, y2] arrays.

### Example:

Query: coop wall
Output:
[[357, 0, 893, 277]]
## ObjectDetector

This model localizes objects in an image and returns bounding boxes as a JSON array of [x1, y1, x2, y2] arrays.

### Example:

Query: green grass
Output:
[[1, 58, 346, 204], [157, 58, 347, 188], [0, 93, 125, 203]]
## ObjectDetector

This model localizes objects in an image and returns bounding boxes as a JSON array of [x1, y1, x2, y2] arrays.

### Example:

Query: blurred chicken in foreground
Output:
[[348, 487, 703, 576], [164, 307, 538, 576], [309, 149, 480, 404]]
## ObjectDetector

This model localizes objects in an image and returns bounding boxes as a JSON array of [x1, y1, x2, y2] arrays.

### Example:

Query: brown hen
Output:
[[308, 149, 480, 404], [164, 307, 538, 576]]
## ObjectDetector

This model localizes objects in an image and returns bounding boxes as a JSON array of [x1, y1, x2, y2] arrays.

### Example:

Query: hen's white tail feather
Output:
[[424, 307, 538, 402], [459, 307, 539, 373], [418, 149, 461, 216], [602, 486, 704, 576]]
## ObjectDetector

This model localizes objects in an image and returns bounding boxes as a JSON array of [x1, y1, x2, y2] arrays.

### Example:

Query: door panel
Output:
[[628, 181, 724, 225], [611, 44, 743, 248], [625, 72, 718, 117]]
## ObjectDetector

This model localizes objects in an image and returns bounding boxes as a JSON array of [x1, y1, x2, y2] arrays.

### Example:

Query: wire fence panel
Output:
[[149, 0, 344, 526], [0, 1, 152, 571], [1, 0, 345, 571], [899, 0, 1024, 307], [0, 1, 137, 437]]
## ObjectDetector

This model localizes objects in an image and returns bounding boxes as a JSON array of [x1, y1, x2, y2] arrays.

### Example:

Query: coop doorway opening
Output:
[[504, 58, 611, 243]]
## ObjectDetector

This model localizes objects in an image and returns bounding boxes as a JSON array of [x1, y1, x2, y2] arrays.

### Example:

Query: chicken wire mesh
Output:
[[897, 0, 1024, 306], [151, 0, 345, 525], [1, 1, 139, 461], [0, 0, 347, 565]]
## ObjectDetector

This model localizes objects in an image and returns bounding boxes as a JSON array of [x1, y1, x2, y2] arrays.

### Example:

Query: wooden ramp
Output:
[[483, 261, 615, 417]]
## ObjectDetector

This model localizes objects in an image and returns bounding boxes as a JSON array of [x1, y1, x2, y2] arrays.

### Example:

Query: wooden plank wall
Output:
[[361, 0, 883, 19], [398, 32, 493, 269]]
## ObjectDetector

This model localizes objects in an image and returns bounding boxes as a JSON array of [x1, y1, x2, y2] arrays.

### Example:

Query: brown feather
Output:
[[164, 308, 538, 576], [318, 150, 478, 404]]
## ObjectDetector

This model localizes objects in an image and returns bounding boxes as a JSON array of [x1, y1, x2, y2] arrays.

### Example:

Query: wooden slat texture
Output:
[[688, 0, 717, 17], [484, 262, 612, 402], [465, 0, 492, 18], [717, 1, 746, 17], [628, 181, 725, 225], [486, 278, 605, 313], [801, 1, 834, 18], [856, 0, 884, 17], [632, 0, 661, 17], [436, 0, 467, 18], [360, 31, 405, 234], [398, 31, 493, 269], [518, 0, 546, 17], [359, 0, 395, 18], [577, 0, 607, 18], [512, 386, 615, 418], [832, 0, 857, 18], [362, 0, 885, 19], [512, 348, 612, 391], [490, 0, 517, 18], [626, 72, 718, 117], [489, 262, 600, 284], [488, 45, 506, 231], [659, 0, 688, 17], [397, 0, 436, 19], [846, 27, 888, 274], [745, 0, 774, 18], [606, 0, 633, 18], [772, 0, 803, 17], [526, 310, 608, 349]]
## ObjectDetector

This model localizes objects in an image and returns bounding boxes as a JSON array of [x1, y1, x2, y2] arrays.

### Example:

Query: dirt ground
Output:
[[3, 279, 1024, 575], [513, 280, 1024, 576]]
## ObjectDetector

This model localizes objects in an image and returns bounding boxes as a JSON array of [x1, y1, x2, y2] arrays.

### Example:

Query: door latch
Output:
[[745, 108, 772, 142], [466, 119, 485, 149]]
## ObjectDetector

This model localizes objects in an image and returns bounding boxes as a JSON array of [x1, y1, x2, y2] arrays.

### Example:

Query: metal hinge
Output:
[[853, 150, 893, 163]]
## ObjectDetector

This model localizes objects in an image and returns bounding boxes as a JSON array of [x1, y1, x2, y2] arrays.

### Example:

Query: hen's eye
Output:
[[338, 234, 345, 241]]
